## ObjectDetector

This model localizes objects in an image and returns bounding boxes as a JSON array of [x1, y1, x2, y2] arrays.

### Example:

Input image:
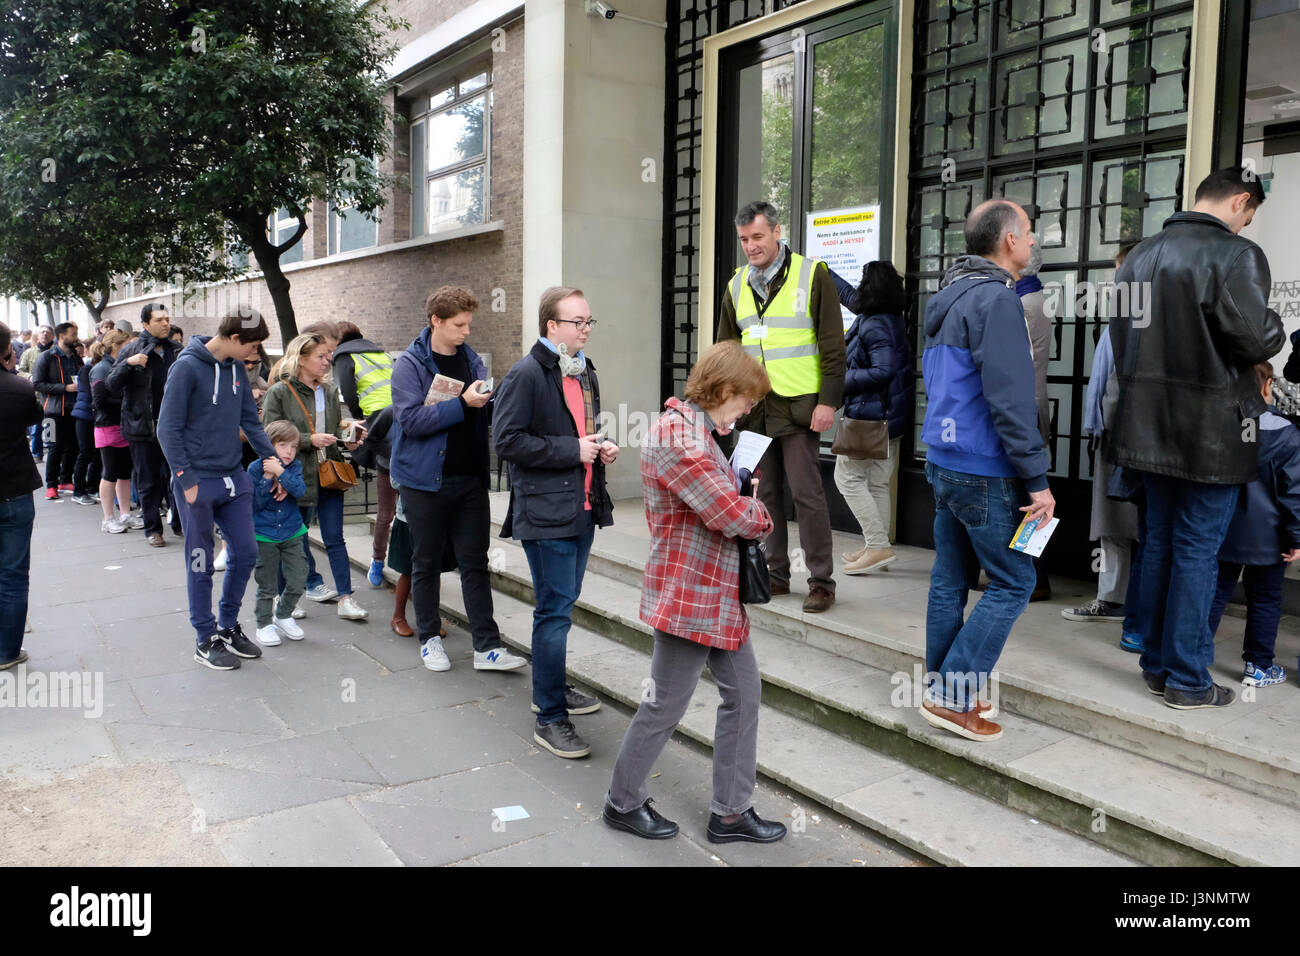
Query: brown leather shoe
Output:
[[769, 580, 790, 596], [147, 533, 166, 548], [390, 617, 414, 637], [802, 586, 834, 613], [921, 701, 1002, 740]]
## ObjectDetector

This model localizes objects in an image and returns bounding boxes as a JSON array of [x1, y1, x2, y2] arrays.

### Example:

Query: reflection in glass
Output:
[[427, 94, 486, 172], [810, 26, 883, 210], [427, 167, 484, 235], [734, 53, 794, 265]]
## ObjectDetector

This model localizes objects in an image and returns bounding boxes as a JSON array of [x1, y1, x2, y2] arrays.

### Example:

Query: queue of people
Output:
[[2, 164, 1296, 850]]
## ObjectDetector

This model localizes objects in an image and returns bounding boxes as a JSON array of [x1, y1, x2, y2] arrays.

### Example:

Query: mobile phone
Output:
[[478, 377, 495, 394], [341, 422, 358, 442]]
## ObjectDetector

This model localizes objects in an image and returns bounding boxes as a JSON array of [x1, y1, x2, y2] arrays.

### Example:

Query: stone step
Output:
[[479, 498, 1300, 814], [466, 529, 1300, 867], [326, 521, 1134, 866]]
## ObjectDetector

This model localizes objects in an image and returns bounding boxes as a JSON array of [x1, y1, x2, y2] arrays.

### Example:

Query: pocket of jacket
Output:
[[521, 476, 578, 527]]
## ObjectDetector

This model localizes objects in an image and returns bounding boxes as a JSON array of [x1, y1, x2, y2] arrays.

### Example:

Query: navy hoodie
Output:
[[156, 335, 275, 491], [920, 255, 1049, 490], [1219, 410, 1300, 566]]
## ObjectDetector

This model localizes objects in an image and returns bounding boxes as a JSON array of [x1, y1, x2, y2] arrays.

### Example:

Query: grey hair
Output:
[[735, 200, 781, 229]]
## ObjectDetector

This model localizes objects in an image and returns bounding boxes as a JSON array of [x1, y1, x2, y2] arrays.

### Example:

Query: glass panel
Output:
[[426, 165, 484, 234], [733, 52, 795, 266], [1094, 13, 1191, 140], [330, 207, 377, 256], [429, 85, 455, 109], [460, 71, 488, 94], [809, 24, 884, 210], [426, 94, 487, 172], [1099, 0, 1187, 23], [999, 0, 1088, 49], [410, 119, 425, 238]]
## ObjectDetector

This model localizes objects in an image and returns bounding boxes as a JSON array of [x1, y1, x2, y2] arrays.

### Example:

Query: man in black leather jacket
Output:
[[1108, 166, 1285, 710]]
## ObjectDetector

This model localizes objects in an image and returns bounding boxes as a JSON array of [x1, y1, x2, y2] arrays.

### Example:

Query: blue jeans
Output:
[[1208, 560, 1285, 669], [1137, 473, 1239, 694], [173, 472, 257, 645], [28, 423, 42, 457], [294, 488, 351, 596], [521, 513, 595, 725], [924, 463, 1036, 712], [0, 493, 35, 662]]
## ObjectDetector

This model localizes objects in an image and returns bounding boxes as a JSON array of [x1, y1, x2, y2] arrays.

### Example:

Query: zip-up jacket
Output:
[[89, 356, 122, 428], [248, 457, 308, 542], [30, 343, 82, 417], [105, 329, 177, 442], [1219, 410, 1300, 565]]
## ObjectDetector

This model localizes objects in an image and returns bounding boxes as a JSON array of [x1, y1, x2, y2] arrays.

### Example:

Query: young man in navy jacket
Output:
[[156, 312, 276, 670], [919, 200, 1055, 742], [388, 286, 526, 677]]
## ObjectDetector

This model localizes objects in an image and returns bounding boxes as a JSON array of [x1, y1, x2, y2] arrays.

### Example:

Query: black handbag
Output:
[[736, 469, 770, 605]]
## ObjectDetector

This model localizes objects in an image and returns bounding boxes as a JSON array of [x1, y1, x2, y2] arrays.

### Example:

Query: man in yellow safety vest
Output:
[[715, 201, 846, 613]]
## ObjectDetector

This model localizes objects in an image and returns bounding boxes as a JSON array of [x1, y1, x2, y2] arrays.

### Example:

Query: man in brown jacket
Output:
[[715, 201, 846, 612]]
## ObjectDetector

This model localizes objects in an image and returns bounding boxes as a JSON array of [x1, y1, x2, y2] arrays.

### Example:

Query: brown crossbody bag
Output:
[[286, 384, 358, 491]]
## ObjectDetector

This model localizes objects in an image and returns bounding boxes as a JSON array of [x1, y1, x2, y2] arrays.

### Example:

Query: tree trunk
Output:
[[80, 283, 109, 330], [44, 301, 55, 327], [231, 208, 304, 346]]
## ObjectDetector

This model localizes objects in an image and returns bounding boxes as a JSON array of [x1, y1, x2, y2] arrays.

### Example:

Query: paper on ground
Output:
[[492, 805, 530, 823], [729, 430, 772, 480], [1008, 516, 1059, 557]]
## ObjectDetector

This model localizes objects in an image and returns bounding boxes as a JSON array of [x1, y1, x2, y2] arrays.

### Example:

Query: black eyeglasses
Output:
[[554, 318, 597, 330]]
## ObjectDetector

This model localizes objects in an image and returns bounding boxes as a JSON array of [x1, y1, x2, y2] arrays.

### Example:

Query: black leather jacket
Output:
[[104, 330, 177, 442], [1107, 212, 1285, 484]]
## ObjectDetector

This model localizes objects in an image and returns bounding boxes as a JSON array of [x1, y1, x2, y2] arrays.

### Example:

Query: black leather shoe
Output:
[[1142, 671, 1166, 696], [706, 807, 787, 844], [603, 798, 678, 840], [1164, 682, 1236, 710]]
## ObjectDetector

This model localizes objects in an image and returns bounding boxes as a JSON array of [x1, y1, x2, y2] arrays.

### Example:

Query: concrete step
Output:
[[481, 497, 1300, 815], [461, 524, 1300, 867], [325, 520, 1134, 866]]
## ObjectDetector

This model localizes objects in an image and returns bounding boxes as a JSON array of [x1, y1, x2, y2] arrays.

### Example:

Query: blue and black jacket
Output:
[[920, 255, 1049, 491], [1220, 410, 1300, 566]]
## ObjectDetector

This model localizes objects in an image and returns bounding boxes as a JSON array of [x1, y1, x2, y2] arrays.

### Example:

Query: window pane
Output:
[[460, 71, 488, 94], [430, 85, 455, 109], [426, 165, 484, 234], [331, 207, 377, 256], [810, 25, 884, 210], [733, 53, 795, 267], [426, 94, 486, 172], [410, 120, 425, 238]]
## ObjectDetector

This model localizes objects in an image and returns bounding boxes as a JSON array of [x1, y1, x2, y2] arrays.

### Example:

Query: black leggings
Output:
[[73, 418, 100, 495]]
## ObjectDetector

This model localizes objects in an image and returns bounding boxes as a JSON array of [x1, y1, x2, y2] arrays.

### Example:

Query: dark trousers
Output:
[[129, 438, 168, 536], [756, 429, 835, 590], [399, 475, 502, 652], [254, 537, 308, 626], [73, 418, 100, 496], [43, 415, 77, 489], [173, 471, 257, 645], [1208, 561, 1285, 669], [1137, 473, 1239, 694], [0, 493, 35, 662]]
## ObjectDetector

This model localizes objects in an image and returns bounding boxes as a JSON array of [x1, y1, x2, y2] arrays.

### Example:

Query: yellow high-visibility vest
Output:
[[730, 252, 821, 397], [351, 351, 394, 415]]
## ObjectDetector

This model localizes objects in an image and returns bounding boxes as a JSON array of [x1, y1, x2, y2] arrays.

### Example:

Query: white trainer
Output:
[[421, 636, 451, 672], [305, 584, 338, 602], [213, 546, 228, 571], [274, 616, 305, 640], [474, 647, 527, 671], [337, 596, 369, 620], [291, 607, 306, 619], [127, 513, 144, 530], [255, 624, 282, 647], [101, 516, 127, 534]]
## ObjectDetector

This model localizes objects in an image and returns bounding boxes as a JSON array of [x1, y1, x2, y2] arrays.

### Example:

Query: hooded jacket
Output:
[[71, 363, 95, 421], [31, 342, 82, 417], [155, 336, 275, 491], [1219, 410, 1300, 565], [1108, 211, 1285, 484], [105, 328, 177, 442], [920, 255, 1049, 491], [388, 327, 489, 494]]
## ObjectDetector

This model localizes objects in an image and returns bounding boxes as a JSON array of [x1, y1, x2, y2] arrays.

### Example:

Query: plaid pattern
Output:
[[640, 398, 773, 650], [577, 370, 595, 436]]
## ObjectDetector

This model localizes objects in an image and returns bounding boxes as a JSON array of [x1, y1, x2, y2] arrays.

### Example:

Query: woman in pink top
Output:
[[89, 331, 136, 533]]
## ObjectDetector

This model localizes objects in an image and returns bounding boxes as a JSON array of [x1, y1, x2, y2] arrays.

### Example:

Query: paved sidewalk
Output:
[[0, 494, 916, 867]]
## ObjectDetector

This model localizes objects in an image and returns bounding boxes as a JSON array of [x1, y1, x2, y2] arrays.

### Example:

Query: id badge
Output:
[[749, 325, 769, 341]]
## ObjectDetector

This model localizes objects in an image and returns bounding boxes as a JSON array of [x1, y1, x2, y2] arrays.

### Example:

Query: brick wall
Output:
[[102, 13, 525, 373]]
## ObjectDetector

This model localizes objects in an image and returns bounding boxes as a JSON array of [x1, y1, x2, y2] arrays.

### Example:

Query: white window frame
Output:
[[409, 63, 492, 239], [328, 157, 380, 256]]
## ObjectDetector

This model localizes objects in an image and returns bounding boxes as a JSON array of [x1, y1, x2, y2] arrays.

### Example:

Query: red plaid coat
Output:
[[640, 398, 773, 650]]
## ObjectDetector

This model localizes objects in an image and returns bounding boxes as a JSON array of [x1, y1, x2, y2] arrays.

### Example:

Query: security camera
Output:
[[591, 1, 616, 18]]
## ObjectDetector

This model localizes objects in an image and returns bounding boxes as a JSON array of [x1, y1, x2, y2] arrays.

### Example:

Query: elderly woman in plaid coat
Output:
[[603, 341, 788, 845]]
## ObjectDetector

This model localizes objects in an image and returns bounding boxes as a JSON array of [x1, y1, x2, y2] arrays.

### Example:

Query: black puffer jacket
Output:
[[1108, 212, 1285, 484], [30, 343, 82, 417], [89, 356, 122, 428], [830, 271, 913, 439], [104, 329, 177, 441]]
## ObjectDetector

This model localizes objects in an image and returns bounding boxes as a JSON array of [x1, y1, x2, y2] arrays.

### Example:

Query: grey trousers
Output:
[[608, 630, 761, 817], [254, 536, 308, 626]]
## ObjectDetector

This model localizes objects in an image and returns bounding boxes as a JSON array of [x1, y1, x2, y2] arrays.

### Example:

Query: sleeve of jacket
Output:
[[647, 430, 773, 540], [2, 375, 43, 428], [104, 343, 136, 398], [812, 263, 846, 408], [279, 459, 308, 500], [846, 320, 896, 394], [715, 287, 740, 343], [247, 459, 273, 513], [1212, 244, 1285, 365], [969, 291, 1050, 491], [1084, 328, 1114, 436], [492, 363, 581, 469], [155, 363, 196, 490], [335, 356, 364, 421], [239, 366, 275, 460], [828, 268, 858, 312], [390, 353, 467, 439]]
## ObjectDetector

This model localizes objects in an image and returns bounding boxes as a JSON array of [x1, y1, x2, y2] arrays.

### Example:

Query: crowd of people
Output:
[[0, 164, 1295, 848]]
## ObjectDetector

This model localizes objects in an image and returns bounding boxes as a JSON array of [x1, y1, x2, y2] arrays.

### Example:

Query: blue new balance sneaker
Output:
[[368, 559, 385, 588], [1243, 662, 1285, 687]]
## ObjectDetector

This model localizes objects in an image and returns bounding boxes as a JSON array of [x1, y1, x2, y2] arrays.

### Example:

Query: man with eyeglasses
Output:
[[493, 286, 617, 759]]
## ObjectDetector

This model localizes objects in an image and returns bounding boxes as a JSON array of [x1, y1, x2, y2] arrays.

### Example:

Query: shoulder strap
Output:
[[284, 384, 327, 465]]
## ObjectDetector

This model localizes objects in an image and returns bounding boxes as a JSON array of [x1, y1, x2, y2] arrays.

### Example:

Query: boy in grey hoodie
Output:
[[156, 312, 276, 670]]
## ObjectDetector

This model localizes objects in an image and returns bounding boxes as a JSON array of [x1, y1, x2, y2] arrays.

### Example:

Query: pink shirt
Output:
[[562, 376, 592, 511]]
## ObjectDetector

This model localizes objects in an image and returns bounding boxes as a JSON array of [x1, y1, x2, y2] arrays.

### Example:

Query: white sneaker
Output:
[[305, 584, 338, 602], [274, 616, 305, 640], [127, 513, 144, 530], [213, 547, 228, 571], [337, 596, 369, 620], [473, 647, 527, 671], [255, 624, 282, 646], [291, 606, 306, 619], [421, 636, 451, 672], [101, 516, 127, 534]]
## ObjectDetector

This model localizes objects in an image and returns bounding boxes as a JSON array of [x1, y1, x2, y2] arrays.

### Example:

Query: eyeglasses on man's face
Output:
[[554, 318, 597, 330]]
